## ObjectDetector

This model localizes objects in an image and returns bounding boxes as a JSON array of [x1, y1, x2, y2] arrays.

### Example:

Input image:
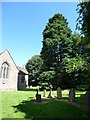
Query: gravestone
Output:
[[84, 91, 90, 108], [35, 89, 41, 103], [57, 87, 62, 99], [69, 88, 75, 102], [43, 89, 46, 97], [48, 85, 53, 98], [36, 89, 38, 95]]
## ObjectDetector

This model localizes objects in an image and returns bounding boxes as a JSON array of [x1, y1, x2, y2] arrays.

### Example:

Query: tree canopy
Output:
[[40, 13, 89, 90], [76, 1, 90, 90], [41, 13, 79, 89], [25, 55, 43, 86], [41, 13, 71, 71], [26, 10, 90, 90], [76, 1, 90, 39]]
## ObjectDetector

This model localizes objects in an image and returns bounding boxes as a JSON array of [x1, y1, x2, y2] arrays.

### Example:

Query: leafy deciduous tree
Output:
[[76, 1, 90, 90], [25, 55, 43, 86]]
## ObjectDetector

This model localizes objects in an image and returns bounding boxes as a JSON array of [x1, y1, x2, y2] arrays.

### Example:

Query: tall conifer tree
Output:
[[41, 13, 71, 71]]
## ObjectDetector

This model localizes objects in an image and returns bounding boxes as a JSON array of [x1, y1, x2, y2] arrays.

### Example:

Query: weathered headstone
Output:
[[84, 91, 90, 108], [48, 85, 53, 98], [36, 89, 38, 95], [36, 89, 41, 103], [43, 89, 46, 97], [57, 87, 62, 99], [69, 88, 75, 102]]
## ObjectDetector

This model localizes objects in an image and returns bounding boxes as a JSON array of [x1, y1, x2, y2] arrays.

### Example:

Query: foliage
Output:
[[76, 1, 90, 39], [40, 12, 90, 90], [26, 11, 90, 90], [25, 55, 43, 86], [41, 13, 73, 88], [76, 1, 90, 90], [76, 1, 90, 61], [41, 13, 71, 71], [39, 82, 49, 91], [41, 13, 87, 89], [61, 33, 90, 90], [39, 71, 55, 86]]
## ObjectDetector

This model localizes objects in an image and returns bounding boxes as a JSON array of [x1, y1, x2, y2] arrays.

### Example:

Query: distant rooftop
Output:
[[17, 66, 28, 75]]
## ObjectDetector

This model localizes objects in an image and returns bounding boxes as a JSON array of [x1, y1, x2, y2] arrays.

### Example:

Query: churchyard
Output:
[[0, 87, 89, 119]]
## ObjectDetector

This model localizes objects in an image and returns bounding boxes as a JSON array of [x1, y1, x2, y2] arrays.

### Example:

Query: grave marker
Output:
[[69, 88, 75, 102], [57, 87, 62, 99]]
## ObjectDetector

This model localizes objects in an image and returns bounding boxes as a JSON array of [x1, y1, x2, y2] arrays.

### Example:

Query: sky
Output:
[[1, 1, 80, 67]]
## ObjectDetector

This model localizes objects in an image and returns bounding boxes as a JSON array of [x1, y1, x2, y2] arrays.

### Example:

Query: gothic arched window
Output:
[[0, 62, 10, 79]]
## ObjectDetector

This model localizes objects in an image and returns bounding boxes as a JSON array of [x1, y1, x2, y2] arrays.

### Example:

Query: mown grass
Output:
[[0, 89, 89, 119]]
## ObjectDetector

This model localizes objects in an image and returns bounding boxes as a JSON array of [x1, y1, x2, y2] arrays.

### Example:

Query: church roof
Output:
[[0, 49, 28, 75], [0, 50, 18, 70], [17, 66, 28, 75], [0, 50, 6, 55]]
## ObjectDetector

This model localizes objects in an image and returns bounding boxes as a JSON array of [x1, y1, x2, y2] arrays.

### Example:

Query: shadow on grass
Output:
[[13, 98, 54, 119], [13, 97, 89, 119], [75, 94, 85, 103]]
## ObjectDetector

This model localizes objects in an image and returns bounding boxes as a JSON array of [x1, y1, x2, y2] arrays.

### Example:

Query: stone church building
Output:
[[0, 50, 28, 91]]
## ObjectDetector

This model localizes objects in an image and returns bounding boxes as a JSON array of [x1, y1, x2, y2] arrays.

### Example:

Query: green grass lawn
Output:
[[0, 88, 89, 119]]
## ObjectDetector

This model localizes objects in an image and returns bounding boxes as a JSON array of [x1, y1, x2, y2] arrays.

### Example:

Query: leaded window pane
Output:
[[1, 62, 10, 79]]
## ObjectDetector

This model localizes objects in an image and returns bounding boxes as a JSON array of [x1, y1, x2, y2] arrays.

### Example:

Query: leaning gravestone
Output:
[[43, 89, 46, 97], [84, 91, 90, 108], [35, 89, 41, 103], [57, 87, 62, 99], [48, 85, 53, 98], [69, 88, 75, 102]]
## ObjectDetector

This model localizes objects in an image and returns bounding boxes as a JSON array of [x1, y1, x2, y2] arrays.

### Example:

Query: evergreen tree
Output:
[[41, 13, 72, 88], [40, 13, 89, 90], [41, 13, 71, 71]]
